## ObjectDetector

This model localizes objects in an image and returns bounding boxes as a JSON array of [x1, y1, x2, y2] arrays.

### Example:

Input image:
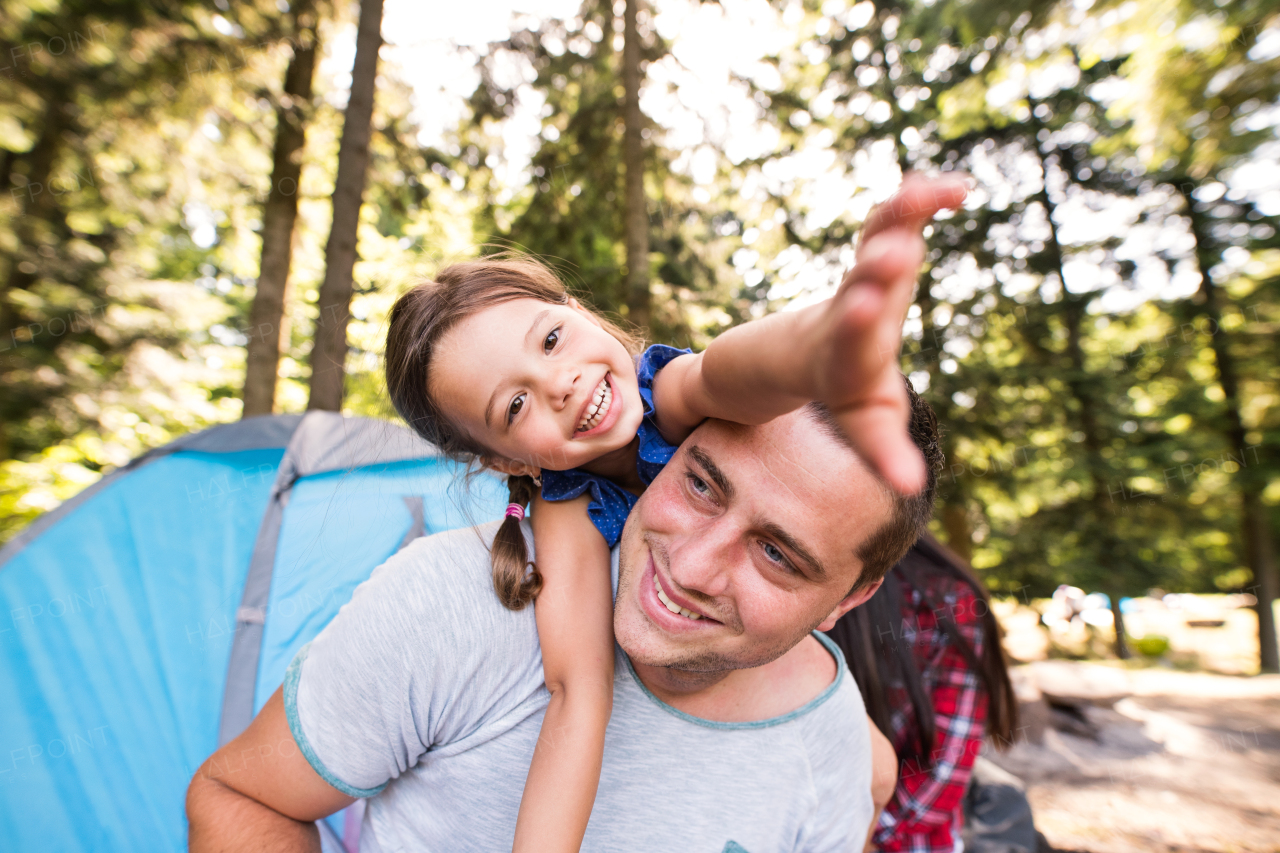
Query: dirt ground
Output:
[[988, 607, 1280, 853]]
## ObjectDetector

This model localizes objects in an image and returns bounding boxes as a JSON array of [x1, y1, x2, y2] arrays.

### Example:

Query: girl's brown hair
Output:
[[384, 254, 641, 611]]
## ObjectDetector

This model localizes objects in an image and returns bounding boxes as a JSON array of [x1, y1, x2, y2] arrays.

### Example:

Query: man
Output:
[[186, 177, 961, 852]]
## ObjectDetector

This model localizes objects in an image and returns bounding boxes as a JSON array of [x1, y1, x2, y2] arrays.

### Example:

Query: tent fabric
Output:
[[0, 415, 305, 565], [0, 413, 505, 852], [218, 411, 450, 746]]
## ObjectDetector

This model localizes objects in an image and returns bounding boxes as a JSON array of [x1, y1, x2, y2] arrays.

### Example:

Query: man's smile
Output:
[[639, 553, 722, 632], [653, 572, 702, 620]]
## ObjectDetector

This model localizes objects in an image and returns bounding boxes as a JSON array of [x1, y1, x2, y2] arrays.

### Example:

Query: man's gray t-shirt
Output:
[[286, 521, 873, 853]]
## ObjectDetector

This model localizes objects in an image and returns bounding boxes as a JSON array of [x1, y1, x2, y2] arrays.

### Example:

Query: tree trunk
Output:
[[1062, 291, 1130, 660], [242, 0, 319, 419], [1, 96, 67, 464], [1179, 182, 1279, 673], [1030, 117, 1130, 659], [621, 0, 649, 330], [0, 148, 16, 196], [940, 504, 973, 563], [307, 0, 383, 412], [2, 97, 66, 327], [1108, 585, 1130, 659], [1243, 497, 1279, 673]]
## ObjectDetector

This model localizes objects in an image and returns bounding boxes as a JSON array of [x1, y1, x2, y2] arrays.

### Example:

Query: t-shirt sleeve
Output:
[[283, 523, 545, 797], [796, 679, 876, 852], [635, 344, 693, 482], [635, 343, 692, 420]]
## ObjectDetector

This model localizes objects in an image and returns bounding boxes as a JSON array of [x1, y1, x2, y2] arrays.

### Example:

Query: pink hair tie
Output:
[[505, 503, 526, 520]]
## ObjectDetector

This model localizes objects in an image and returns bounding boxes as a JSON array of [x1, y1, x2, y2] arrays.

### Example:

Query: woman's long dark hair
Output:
[[826, 533, 1017, 768]]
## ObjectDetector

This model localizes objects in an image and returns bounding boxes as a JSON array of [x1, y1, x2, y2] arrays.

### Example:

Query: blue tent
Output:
[[0, 413, 506, 851]]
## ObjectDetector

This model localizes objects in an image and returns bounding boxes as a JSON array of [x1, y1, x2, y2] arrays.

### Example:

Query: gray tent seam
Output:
[[397, 496, 426, 551], [217, 440, 301, 747], [216, 411, 442, 746]]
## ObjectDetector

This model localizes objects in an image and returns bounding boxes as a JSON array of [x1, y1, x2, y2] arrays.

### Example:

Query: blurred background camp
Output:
[[1, 0, 1277, 848]]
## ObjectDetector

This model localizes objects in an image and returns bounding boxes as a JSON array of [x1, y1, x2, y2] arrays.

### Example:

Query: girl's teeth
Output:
[[577, 378, 612, 432]]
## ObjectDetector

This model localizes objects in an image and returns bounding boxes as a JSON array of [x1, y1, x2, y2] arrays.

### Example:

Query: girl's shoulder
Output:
[[634, 344, 692, 483], [635, 343, 693, 392]]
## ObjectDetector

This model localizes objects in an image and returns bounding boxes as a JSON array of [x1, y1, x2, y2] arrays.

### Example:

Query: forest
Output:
[[1, 0, 1277, 669]]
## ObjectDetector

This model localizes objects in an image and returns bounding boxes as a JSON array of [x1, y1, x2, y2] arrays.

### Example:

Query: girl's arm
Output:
[[650, 302, 826, 438], [652, 174, 967, 494], [512, 493, 614, 853]]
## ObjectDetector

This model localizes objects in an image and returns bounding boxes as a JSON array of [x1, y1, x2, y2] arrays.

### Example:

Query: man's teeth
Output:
[[653, 573, 701, 620], [576, 377, 612, 432]]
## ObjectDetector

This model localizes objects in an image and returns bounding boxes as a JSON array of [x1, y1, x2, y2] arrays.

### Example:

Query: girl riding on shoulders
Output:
[[383, 175, 967, 853]]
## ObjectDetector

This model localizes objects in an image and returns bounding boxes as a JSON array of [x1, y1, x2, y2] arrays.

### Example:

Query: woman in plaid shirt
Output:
[[828, 534, 1018, 853]]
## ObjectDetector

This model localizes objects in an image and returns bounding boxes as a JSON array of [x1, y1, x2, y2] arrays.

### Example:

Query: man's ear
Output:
[[816, 576, 884, 633], [481, 455, 541, 480], [567, 296, 604, 329]]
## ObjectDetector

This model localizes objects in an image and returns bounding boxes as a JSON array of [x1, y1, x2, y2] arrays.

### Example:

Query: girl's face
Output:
[[431, 297, 644, 474]]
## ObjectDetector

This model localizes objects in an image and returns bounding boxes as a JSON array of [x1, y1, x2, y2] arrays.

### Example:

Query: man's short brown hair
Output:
[[804, 377, 942, 590]]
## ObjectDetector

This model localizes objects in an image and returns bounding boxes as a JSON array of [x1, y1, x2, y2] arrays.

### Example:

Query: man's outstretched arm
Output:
[[186, 687, 354, 852]]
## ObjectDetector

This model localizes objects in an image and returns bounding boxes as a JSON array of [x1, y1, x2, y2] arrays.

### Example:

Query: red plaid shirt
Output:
[[872, 571, 989, 853]]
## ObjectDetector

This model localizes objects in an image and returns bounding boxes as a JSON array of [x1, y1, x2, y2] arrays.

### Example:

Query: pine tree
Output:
[[0, 0, 287, 460], [758, 0, 1275, 662], [458, 0, 742, 346], [1103, 0, 1280, 670], [308, 0, 384, 412], [243, 0, 321, 418], [622, 0, 651, 332]]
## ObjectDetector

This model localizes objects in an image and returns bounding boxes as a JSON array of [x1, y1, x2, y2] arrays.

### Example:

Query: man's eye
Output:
[[762, 541, 789, 567], [688, 473, 711, 495], [543, 328, 560, 353], [507, 393, 526, 424]]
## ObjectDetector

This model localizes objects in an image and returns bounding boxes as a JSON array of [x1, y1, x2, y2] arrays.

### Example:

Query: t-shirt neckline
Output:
[[620, 631, 847, 730]]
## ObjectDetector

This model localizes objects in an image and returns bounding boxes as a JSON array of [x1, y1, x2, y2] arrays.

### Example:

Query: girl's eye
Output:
[[543, 328, 560, 353], [507, 393, 526, 424]]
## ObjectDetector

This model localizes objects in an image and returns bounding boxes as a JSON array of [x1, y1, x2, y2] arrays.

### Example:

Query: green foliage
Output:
[[456, 0, 748, 347], [0, 0, 1276, 649], [757, 0, 1278, 603], [0, 0, 457, 538]]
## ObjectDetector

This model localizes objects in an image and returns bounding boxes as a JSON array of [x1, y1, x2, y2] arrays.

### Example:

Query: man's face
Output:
[[614, 410, 894, 672]]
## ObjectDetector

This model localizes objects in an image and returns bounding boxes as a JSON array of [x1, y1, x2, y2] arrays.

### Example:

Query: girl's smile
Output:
[[573, 373, 622, 437]]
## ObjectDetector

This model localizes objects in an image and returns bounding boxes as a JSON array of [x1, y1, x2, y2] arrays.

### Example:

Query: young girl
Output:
[[383, 177, 964, 852]]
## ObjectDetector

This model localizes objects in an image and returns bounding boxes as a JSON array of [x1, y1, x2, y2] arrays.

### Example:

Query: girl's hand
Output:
[[856, 173, 969, 248], [811, 175, 967, 495]]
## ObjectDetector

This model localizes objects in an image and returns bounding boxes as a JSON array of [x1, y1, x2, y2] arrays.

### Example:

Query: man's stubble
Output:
[[614, 529, 827, 676]]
